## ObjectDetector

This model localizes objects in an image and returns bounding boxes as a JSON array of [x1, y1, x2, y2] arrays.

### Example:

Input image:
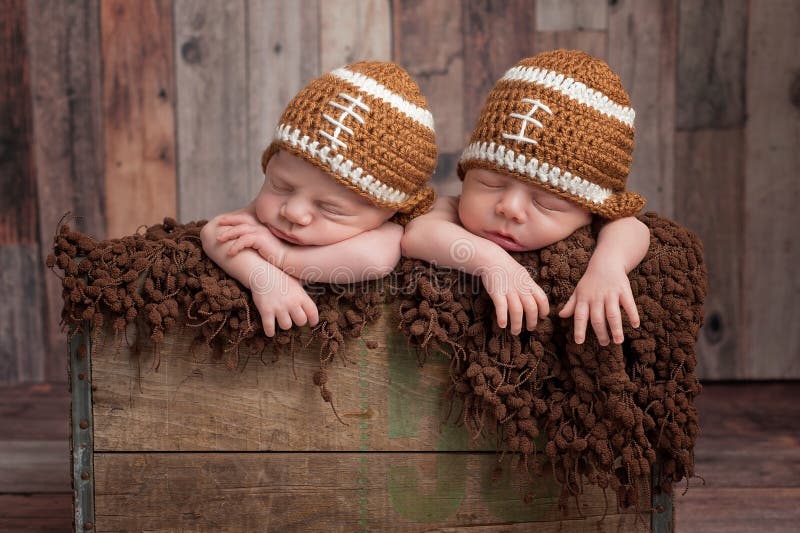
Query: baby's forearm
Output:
[[283, 223, 403, 283], [402, 218, 508, 275], [591, 217, 651, 273]]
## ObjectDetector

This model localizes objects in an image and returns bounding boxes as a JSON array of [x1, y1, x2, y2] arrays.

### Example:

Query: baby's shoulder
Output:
[[427, 195, 460, 218]]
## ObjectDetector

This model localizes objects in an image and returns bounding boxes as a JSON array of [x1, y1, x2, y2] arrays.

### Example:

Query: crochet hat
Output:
[[457, 50, 646, 219], [261, 61, 438, 225]]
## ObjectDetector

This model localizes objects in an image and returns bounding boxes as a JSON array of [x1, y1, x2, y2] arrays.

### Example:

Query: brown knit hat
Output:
[[458, 50, 645, 219], [261, 61, 438, 225]]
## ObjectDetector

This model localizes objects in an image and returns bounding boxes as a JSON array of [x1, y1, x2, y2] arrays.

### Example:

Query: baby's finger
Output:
[[227, 234, 254, 256], [590, 301, 610, 346], [620, 290, 640, 328], [531, 283, 550, 317], [605, 294, 624, 344], [289, 306, 308, 327], [520, 292, 539, 331], [507, 293, 523, 335], [217, 213, 251, 226], [573, 301, 589, 344], [303, 300, 320, 327], [276, 310, 293, 331], [262, 313, 276, 337], [558, 292, 577, 318], [490, 291, 508, 329]]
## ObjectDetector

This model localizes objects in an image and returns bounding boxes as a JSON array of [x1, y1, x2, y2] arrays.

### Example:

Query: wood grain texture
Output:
[[90, 312, 495, 452], [743, 0, 800, 378], [674, 129, 743, 379], [674, 488, 800, 533], [676, 0, 747, 130], [94, 452, 652, 531], [0, 494, 72, 531], [393, 0, 465, 159], [535, 0, 607, 32], [26, 0, 105, 382], [0, 245, 46, 383], [175, 0, 248, 223], [246, 0, 320, 201], [532, 31, 607, 62], [319, 0, 392, 72], [608, 0, 677, 218], [101, 0, 177, 238], [0, 0, 37, 246]]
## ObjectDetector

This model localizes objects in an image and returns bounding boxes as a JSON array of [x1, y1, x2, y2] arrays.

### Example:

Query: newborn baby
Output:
[[201, 62, 437, 336], [402, 50, 650, 346]]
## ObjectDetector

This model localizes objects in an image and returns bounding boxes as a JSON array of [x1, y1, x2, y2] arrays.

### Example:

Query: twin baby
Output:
[[200, 50, 650, 346]]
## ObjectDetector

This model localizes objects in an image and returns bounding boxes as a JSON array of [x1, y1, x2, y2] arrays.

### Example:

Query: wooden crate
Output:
[[69, 306, 673, 532]]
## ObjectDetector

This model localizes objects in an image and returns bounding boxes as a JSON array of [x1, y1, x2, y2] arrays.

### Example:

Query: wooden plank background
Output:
[[1, 0, 799, 384]]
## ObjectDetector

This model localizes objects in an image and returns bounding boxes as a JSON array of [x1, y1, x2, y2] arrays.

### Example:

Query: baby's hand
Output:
[[216, 213, 287, 267], [480, 255, 549, 335], [250, 267, 319, 337], [558, 262, 640, 345]]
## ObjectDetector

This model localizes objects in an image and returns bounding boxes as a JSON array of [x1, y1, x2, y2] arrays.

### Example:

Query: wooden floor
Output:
[[0, 382, 797, 532]]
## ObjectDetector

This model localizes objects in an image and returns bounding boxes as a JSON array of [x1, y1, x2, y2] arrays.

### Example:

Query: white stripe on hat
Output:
[[330, 67, 435, 131], [501, 66, 635, 127], [460, 141, 614, 205], [275, 124, 411, 206]]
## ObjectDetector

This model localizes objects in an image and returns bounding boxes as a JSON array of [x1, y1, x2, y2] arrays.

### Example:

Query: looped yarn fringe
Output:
[[393, 212, 707, 514]]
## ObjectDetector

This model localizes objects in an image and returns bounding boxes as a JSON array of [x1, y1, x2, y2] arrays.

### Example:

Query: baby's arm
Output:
[[401, 197, 549, 333], [558, 216, 650, 345], [280, 223, 403, 284], [200, 212, 319, 336]]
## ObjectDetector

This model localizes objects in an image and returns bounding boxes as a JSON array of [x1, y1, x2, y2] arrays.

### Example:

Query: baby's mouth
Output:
[[269, 224, 303, 245], [484, 230, 525, 250]]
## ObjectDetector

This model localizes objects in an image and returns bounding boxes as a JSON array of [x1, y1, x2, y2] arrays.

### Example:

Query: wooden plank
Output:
[[674, 488, 800, 533], [0, 494, 72, 531], [175, 0, 248, 223], [319, 0, 391, 72], [0, 0, 37, 246], [91, 313, 495, 452], [743, 0, 800, 379], [245, 0, 320, 201], [393, 0, 465, 163], [0, 245, 46, 383], [101, 0, 177, 238], [676, 0, 747, 130], [0, 441, 70, 493], [532, 31, 607, 62], [608, 0, 677, 218], [94, 452, 652, 531], [535, 0, 607, 32], [26, 0, 105, 382], [674, 129, 743, 380], [0, 382, 69, 440]]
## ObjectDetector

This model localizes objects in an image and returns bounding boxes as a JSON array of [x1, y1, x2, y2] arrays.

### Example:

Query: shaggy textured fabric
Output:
[[50, 211, 706, 514]]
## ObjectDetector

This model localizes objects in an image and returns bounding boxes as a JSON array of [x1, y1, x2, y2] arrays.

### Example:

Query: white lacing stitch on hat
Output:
[[502, 98, 553, 145], [330, 68, 435, 131], [460, 141, 613, 205], [319, 92, 370, 152], [502, 66, 635, 126], [276, 124, 410, 205]]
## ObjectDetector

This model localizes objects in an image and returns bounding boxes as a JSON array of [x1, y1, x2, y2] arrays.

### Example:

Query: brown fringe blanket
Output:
[[49, 211, 706, 513]]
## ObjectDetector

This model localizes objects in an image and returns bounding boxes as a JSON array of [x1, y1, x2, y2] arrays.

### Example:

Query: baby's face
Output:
[[255, 150, 396, 246], [458, 168, 592, 252]]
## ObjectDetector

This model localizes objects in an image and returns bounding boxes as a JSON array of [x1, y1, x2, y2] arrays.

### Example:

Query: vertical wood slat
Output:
[[175, 0, 248, 223], [393, 0, 465, 195], [675, 129, 744, 379], [319, 0, 392, 72], [744, 0, 800, 378], [676, 0, 747, 130], [0, 0, 37, 246], [608, 0, 677, 219], [246, 0, 320, 201], [101, 0, 177, 238], [535, 0, 607, 32], [27, 0, 104, 382]]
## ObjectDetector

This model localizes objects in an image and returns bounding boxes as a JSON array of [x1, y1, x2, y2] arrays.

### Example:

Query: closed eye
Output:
[[270, 178, 293, 193], [478, 179, 505, 189], [317, 202, 350, 216]]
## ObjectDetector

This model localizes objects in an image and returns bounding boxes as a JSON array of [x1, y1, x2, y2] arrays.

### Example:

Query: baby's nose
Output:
[[281, 202, 312, 226], [496, 194, 526, 223]]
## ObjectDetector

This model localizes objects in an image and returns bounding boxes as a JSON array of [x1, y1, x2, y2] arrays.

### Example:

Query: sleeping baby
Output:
[[401, 50, 650, 346], [201, 62, 437, 336]]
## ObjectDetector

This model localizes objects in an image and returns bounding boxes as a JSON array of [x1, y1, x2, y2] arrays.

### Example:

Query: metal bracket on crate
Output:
[[651, 462, 674, 532], [70, 324, 95, 532]]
